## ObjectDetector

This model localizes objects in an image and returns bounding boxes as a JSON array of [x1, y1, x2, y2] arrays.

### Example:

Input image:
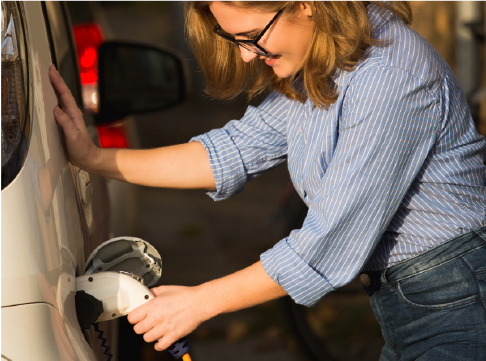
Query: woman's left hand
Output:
[[127, 285, 211, 351]]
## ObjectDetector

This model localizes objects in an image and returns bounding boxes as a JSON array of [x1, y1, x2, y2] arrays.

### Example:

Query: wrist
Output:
[[193, 282, 223, 321], [85, 145, 104, 173]]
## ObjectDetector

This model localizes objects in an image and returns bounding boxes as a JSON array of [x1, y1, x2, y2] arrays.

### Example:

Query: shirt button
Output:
[[359, 273, 371, 287]]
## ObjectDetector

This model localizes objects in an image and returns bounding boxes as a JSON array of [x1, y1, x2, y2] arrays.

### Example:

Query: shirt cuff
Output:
[[190, 130, 248, 201], [260, 238, 335, 307]]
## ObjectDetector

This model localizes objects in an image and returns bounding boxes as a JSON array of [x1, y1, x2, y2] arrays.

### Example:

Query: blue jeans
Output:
[[362, 226, 486, 361]]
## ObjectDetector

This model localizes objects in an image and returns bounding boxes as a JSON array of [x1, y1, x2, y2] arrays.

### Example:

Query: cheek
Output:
[[276, 26, 313, 59]]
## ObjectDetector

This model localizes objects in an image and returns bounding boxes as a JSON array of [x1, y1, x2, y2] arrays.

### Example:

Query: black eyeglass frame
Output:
[[213, 7, 285, 56]]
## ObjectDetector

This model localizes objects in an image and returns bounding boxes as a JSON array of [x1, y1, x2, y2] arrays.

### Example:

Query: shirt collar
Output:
[[367, 2, 395, 35]]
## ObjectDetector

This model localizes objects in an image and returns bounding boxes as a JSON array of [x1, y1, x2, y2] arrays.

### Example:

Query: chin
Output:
[[273, 69, 293, 78], [272, 63, 297, 79]]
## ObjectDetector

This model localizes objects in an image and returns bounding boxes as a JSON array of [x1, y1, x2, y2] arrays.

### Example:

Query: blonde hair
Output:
[[185, 1, 412, 108]]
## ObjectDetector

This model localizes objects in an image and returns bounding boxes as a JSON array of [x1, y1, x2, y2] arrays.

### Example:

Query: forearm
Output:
[[197, 261, 287, 319], [89, 142, 216, 190]]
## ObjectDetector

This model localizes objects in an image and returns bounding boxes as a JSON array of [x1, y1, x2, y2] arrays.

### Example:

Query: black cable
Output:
[[93, 322, 113, 361]]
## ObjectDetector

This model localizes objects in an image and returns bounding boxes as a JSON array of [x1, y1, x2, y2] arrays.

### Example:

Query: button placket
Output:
[[299, 127, 306, 144]]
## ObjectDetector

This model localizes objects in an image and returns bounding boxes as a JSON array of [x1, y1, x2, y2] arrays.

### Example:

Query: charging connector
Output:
[[76, 271, 154, 323], [75, 237, 192, 360]]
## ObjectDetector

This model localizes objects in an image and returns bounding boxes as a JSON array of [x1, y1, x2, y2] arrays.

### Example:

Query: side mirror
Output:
[[97, 41, 186, 124]]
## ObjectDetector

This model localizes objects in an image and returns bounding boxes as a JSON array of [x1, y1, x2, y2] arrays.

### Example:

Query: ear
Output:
[[300, 2, 313, 17]]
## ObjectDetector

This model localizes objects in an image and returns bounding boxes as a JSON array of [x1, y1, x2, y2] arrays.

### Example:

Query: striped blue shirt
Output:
[[191, 5, 486, 306]]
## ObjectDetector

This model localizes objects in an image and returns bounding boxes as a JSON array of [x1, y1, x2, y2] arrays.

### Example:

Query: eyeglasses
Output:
[[213, 8, 285, 56]]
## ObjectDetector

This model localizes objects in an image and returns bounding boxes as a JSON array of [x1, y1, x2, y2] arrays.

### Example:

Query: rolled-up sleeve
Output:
[[190, 91, 290, 201], [261, 66, 440, 306]]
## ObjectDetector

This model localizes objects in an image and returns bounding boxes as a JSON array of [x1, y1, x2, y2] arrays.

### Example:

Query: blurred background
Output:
[[67, 2, 486, 361]]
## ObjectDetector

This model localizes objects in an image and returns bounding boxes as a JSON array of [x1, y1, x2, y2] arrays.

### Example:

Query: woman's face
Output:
[[209, 2, 315, 78]]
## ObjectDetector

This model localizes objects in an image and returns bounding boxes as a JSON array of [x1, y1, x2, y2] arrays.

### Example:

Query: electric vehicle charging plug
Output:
[[75, 271, 154, 324], [75, 271, 192, 359], [75, 237, 192, 360]]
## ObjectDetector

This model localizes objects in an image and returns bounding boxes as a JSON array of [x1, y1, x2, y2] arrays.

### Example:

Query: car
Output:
[[1, 2, 185, 360]]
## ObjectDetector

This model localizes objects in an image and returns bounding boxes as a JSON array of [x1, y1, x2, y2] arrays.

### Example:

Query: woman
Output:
[[50, 1, 486, 359]]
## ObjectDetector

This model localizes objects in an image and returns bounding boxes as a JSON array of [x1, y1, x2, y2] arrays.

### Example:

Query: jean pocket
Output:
[[395, 258, 480, 310]]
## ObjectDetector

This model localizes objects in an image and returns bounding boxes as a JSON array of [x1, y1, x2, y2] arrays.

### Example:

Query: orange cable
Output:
[[182, 353, 192, 361]]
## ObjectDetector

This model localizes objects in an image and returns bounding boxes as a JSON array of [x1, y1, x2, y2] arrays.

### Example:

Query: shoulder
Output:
[[331, 18, 447, 129], [330, 16, 454, 119], [354, 16, 448, 93]]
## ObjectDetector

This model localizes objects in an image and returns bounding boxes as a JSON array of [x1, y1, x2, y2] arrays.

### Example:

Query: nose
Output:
[[239, 46, 258, 63]]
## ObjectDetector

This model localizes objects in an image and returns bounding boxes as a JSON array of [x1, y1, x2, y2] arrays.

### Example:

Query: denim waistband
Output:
[[364, 226, 486, 287]]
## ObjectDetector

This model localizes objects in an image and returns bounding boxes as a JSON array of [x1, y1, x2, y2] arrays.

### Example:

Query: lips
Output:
[[264, 55, 279, 66]]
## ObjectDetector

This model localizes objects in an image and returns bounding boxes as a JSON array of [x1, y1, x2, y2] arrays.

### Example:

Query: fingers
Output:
[[132, 316, 153, 335], [129, 286, 200, 352], [48, 65, 82, 121], [127, 307, 146, 325], [143, 325, 166, 343], [145, 324, 180, 351], [54, 106, 77, 134], [155, 334, 180, 352]]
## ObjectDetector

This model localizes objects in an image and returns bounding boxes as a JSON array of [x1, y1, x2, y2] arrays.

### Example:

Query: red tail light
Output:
[[73, 23, 103, 86], [72, 23, 103, 113], [72, 23, 129, 149], [96, 122, 130, 149]]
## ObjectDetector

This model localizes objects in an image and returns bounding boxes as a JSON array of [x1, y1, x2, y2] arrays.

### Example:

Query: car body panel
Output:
[[1, 302, 95, 360], [2, 3, 109, 360], [41, 1, 111, 261], [1, 1, 85, 308]]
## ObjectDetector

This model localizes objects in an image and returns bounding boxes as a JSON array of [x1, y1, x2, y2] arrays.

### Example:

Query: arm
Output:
[[49, 65, 215, 190], [127, 261, 287, 351], [87, 143, 215, 189]]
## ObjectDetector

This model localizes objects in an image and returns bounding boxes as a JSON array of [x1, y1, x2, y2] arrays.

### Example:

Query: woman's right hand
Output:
[[48, 64, 100, 171]]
